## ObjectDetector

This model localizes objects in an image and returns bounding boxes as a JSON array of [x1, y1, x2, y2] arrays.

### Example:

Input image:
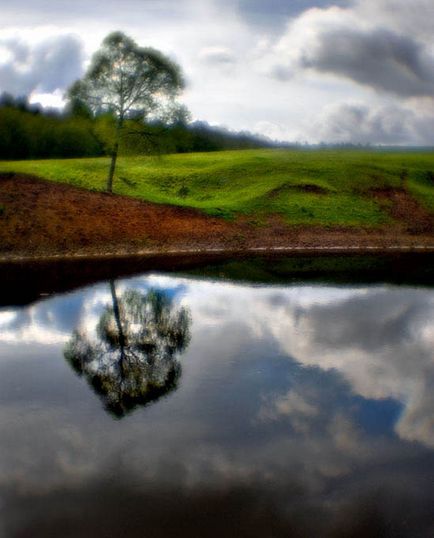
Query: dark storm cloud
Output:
[[0, 0, 351, 34], [0, 34, 83, 95], [299, 28, 434, 97], [310, 103, 434, 145], [1, 0, 92, 18], [236, 0, 350, 30], [271, 1, 434, 99], [0, 0, 182, 24]]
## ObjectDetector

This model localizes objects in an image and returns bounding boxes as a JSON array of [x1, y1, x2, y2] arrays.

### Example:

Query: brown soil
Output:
[[369, 187, 434, 234], [267, 183, 330, 197], [1, 174, 433, 260]]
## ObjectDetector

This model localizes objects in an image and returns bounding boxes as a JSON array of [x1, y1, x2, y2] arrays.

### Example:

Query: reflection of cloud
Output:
[[5, 459, 432, 538], [259, 386, 319, 433], [0, 273, 433, 536], [258, 287, 434, 447], [2, 399, 431, 536], [396, 391, 434, 448], [180, 278, 434, 449], [0, 290, 93, 345], [1, 276, 433, 449], [0, 406, 99, 490]]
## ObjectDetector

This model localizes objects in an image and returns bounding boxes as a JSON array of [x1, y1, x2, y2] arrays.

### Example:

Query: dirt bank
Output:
[[1, 174, 434, 262]]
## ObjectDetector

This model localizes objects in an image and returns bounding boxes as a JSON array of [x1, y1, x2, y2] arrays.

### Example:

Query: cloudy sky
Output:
[[1, 0, 434, 144]]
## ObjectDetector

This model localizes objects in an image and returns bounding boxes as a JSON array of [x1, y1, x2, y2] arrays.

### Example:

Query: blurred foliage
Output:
[[0, 93, 102, 159], [0, 92, 272, 161]]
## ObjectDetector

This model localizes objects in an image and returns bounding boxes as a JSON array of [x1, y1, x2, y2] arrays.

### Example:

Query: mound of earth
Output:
[[0, 174, 433, 259], [267, 183, 330, 197], [370, 187, 434, 234]]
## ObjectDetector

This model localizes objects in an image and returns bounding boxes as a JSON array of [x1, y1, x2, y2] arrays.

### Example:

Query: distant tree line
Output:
[[0, 93, 102, 160], [0, 92, 275, 161]]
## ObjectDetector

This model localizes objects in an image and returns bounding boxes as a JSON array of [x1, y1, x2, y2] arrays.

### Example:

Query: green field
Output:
[[1, 149, 434, 227]]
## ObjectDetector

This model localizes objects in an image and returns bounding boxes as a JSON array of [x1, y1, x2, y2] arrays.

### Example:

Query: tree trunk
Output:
[[106, 142, 119, 193], [106, 118, 123, 193], [109, 280, 126, 377]]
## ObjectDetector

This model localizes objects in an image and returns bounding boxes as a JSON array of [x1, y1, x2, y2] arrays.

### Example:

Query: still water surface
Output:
[[0, 260, 433, 537]]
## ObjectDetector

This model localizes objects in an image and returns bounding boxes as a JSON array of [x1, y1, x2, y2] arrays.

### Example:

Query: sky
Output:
[[0, 0, 433, 145]]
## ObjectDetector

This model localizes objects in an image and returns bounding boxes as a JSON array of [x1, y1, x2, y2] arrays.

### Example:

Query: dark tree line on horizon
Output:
[[0, 91, 276, 161]]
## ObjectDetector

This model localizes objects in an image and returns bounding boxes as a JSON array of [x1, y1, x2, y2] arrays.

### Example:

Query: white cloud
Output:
[[252, 121, 290, 141], [199, 46, 236, 65]]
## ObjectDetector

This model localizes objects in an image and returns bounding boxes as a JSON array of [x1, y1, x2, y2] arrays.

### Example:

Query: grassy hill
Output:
[[1, 149, 434, 227]]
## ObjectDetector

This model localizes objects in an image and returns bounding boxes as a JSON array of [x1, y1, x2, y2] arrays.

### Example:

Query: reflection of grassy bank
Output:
[[1, 149, 434, 227], [182, 254, 434, 286], [3, 253, 434, 309]]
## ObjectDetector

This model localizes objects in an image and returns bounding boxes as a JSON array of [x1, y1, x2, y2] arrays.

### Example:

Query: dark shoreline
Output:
[[2, 242, 434, 265], [2, 249, 434, 308]]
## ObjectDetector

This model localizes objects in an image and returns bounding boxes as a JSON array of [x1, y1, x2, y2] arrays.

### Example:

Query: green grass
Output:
[[1, 148, 434, 227]]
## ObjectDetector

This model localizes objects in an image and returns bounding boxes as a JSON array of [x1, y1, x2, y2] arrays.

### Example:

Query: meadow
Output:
[[1, 148, 434, 227]]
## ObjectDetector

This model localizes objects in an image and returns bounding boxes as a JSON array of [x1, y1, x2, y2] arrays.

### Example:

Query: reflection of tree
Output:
[[64, 281, 191, 418]]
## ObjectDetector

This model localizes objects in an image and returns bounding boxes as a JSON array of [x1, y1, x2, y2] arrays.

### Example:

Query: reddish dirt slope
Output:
[[370, 187, 434, 234], [0, 174, 433, 259], [0, 174, 234, 254]]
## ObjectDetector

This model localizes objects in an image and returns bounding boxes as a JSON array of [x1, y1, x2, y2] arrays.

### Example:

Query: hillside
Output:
[[1, 149, 434, 259], [1, 149, 434, 228]]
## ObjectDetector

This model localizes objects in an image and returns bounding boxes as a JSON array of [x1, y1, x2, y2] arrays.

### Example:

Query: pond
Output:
[[0, 255, 433, 537]]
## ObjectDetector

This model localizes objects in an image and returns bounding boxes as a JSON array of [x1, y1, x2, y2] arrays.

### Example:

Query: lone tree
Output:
[[68, 32, 184, 192]]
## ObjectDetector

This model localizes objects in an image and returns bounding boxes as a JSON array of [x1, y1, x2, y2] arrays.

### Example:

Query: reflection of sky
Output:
[[0, 273, 433, 536]]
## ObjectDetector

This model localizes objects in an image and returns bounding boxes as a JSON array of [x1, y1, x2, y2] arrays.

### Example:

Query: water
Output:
[[0, 258, 433, 537]]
